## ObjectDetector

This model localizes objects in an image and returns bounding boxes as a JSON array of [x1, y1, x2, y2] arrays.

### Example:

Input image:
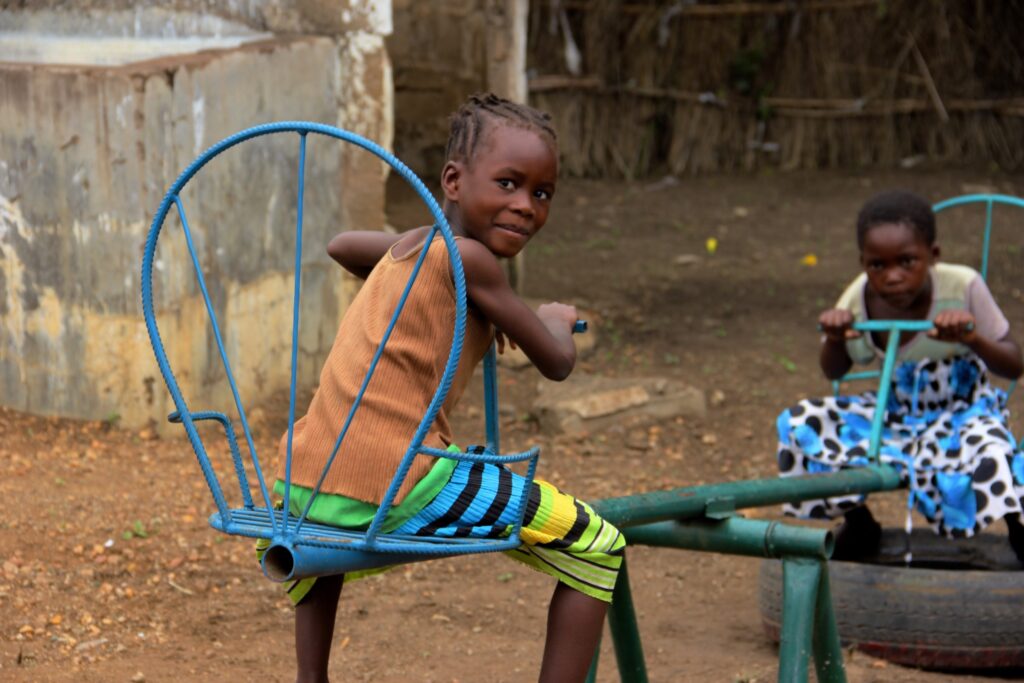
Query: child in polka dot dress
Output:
[[775, 190, 1024, 562]]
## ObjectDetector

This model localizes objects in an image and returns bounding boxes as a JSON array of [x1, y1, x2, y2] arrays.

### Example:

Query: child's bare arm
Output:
[[931, 310, 1023, 379], [327, 231, 404, 279], [818, 308, 856, 380], [458, 240, 576, 380]]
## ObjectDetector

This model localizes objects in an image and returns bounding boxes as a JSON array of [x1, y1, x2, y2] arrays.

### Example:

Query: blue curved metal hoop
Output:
[[932, 193, 1024, 281], [140, 122, 536, 579]]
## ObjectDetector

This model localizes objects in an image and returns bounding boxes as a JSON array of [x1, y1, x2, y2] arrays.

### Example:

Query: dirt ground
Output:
[[3, 166, 1024, 682]]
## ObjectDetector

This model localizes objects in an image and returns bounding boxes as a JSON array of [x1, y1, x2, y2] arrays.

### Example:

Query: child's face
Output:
[[860, 221, 938, 309], [442, 124, 558, 258]]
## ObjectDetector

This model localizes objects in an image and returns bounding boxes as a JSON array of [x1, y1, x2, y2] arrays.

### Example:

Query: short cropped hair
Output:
[[856, 190, 936, 248]]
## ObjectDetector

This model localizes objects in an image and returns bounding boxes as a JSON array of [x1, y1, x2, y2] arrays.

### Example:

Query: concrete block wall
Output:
[[0, 2, 393, 428]]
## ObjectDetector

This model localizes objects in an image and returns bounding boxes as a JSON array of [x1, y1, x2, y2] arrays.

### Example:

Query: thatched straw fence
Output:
[[527, 0, 1024, 177]]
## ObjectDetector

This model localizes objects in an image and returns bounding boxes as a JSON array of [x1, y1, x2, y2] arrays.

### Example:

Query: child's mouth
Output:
[[883, 291, 915, 307], [496, 223, 530, 237]]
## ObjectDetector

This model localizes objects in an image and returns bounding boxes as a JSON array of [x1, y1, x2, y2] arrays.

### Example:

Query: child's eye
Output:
[[900, 257, 917, 267], [534, 189, 551, 201], [497, 179, 515, 190]]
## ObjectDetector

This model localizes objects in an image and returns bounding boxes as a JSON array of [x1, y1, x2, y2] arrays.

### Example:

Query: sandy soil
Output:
[[3, 166, 1023, 682]]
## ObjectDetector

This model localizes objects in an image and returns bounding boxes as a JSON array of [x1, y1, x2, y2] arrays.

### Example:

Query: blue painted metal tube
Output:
[[168, 410, 253, 509], [843, 320, 933, 462], [866, 328, 903, 462], [623, 517, 833, 559], [258, 541, 457, 582], [282, 132, 309, 539], [483, 347, 500, 453], [591, 465, 902, 528], [932, 193, 1024, 281]]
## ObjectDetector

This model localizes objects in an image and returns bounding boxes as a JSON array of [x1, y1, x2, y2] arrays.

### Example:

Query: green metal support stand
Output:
[[607, 559, 648, 683], [585, 559, 648, 683], [582, 514, 849, 682], [567, 323, 930, 680], [778, 558, 846, 683], [811, 560, 845, 683]]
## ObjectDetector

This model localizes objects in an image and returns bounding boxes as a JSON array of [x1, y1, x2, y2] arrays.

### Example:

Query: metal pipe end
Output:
[[822, 529, 835, 559], [261, 543, 296, 582]]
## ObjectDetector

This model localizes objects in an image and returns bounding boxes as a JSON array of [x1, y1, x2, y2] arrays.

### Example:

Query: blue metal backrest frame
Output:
[[141, 122, 540, 581]]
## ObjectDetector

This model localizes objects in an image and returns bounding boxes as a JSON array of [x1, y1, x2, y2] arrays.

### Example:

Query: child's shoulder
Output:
[[835, 272, 868, 311], [933, 262, 979, 282], [933, 262, 981, 299], [454, 237, 504, 283]]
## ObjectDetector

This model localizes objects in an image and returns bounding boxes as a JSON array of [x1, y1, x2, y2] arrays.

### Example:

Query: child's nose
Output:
[[510, 191, 534, 216], [884, 268, 904, 285]]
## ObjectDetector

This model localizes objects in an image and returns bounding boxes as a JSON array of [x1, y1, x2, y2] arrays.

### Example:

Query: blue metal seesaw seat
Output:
[[142, 122, 543, 582]]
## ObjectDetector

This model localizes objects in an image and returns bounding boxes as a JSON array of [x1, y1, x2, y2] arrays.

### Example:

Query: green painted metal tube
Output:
[[811, 563, 847, 683], [607, 558, 648, 683], [778, 558, 821, 683], [591, 465, 901, 528], [584, 633, 601, 683], [623, 517, 833, 559]]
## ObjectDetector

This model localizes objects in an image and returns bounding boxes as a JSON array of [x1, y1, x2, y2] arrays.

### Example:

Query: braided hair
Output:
[[445, 93, 557, 166]]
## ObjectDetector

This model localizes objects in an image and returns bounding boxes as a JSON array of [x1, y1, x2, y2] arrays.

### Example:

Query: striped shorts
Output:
[[261, 460, 625, 605]]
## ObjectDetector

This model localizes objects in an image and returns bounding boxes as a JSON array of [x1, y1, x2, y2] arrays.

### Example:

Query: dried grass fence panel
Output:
[[527, 0, 1024, 177]]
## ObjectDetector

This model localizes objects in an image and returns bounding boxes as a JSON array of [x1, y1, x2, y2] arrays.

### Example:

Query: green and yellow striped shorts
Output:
[[257, 460, 625, 605]]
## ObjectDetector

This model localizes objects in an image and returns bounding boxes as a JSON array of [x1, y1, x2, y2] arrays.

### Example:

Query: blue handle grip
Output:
[[573, 320, 588, 334]]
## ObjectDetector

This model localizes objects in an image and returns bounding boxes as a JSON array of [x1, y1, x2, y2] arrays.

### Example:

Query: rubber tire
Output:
[[758, 528, 1024, 670]]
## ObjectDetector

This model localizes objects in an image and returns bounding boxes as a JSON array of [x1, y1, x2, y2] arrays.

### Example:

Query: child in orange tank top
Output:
[[277, 94, 625, 683]]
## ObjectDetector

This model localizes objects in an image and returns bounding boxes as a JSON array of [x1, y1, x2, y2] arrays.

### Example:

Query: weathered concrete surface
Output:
[[533, 375, 707, 436], [0, 9, 393, 428], [2, 1, 392, 36]]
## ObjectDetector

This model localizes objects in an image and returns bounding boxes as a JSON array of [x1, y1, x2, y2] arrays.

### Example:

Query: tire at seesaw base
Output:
[[758, 528, 1024, 670]]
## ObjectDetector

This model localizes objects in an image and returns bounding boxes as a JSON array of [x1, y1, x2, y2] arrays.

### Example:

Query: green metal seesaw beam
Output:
[[591, 464, 902, 528], [581, 464, 903, 683]]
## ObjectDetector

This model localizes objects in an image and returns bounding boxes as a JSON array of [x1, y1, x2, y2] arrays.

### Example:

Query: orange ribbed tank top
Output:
[[277, 235, 493, 505]]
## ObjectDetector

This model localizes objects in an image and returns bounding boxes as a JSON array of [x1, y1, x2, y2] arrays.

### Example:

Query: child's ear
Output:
[[931, 243, 941, 262], [441, 161, 462, 202]]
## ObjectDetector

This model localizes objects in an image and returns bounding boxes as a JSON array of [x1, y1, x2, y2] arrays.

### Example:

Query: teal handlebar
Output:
[[850, 320, 934, 333], [822, 319, 972, 334], [573, 320, 588, 334]]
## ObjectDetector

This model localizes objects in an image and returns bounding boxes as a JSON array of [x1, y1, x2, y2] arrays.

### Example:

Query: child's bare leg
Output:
[[295, 574, 345, 683], [1006, 513, 1024, 565], [538, 581, 608, 683]]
